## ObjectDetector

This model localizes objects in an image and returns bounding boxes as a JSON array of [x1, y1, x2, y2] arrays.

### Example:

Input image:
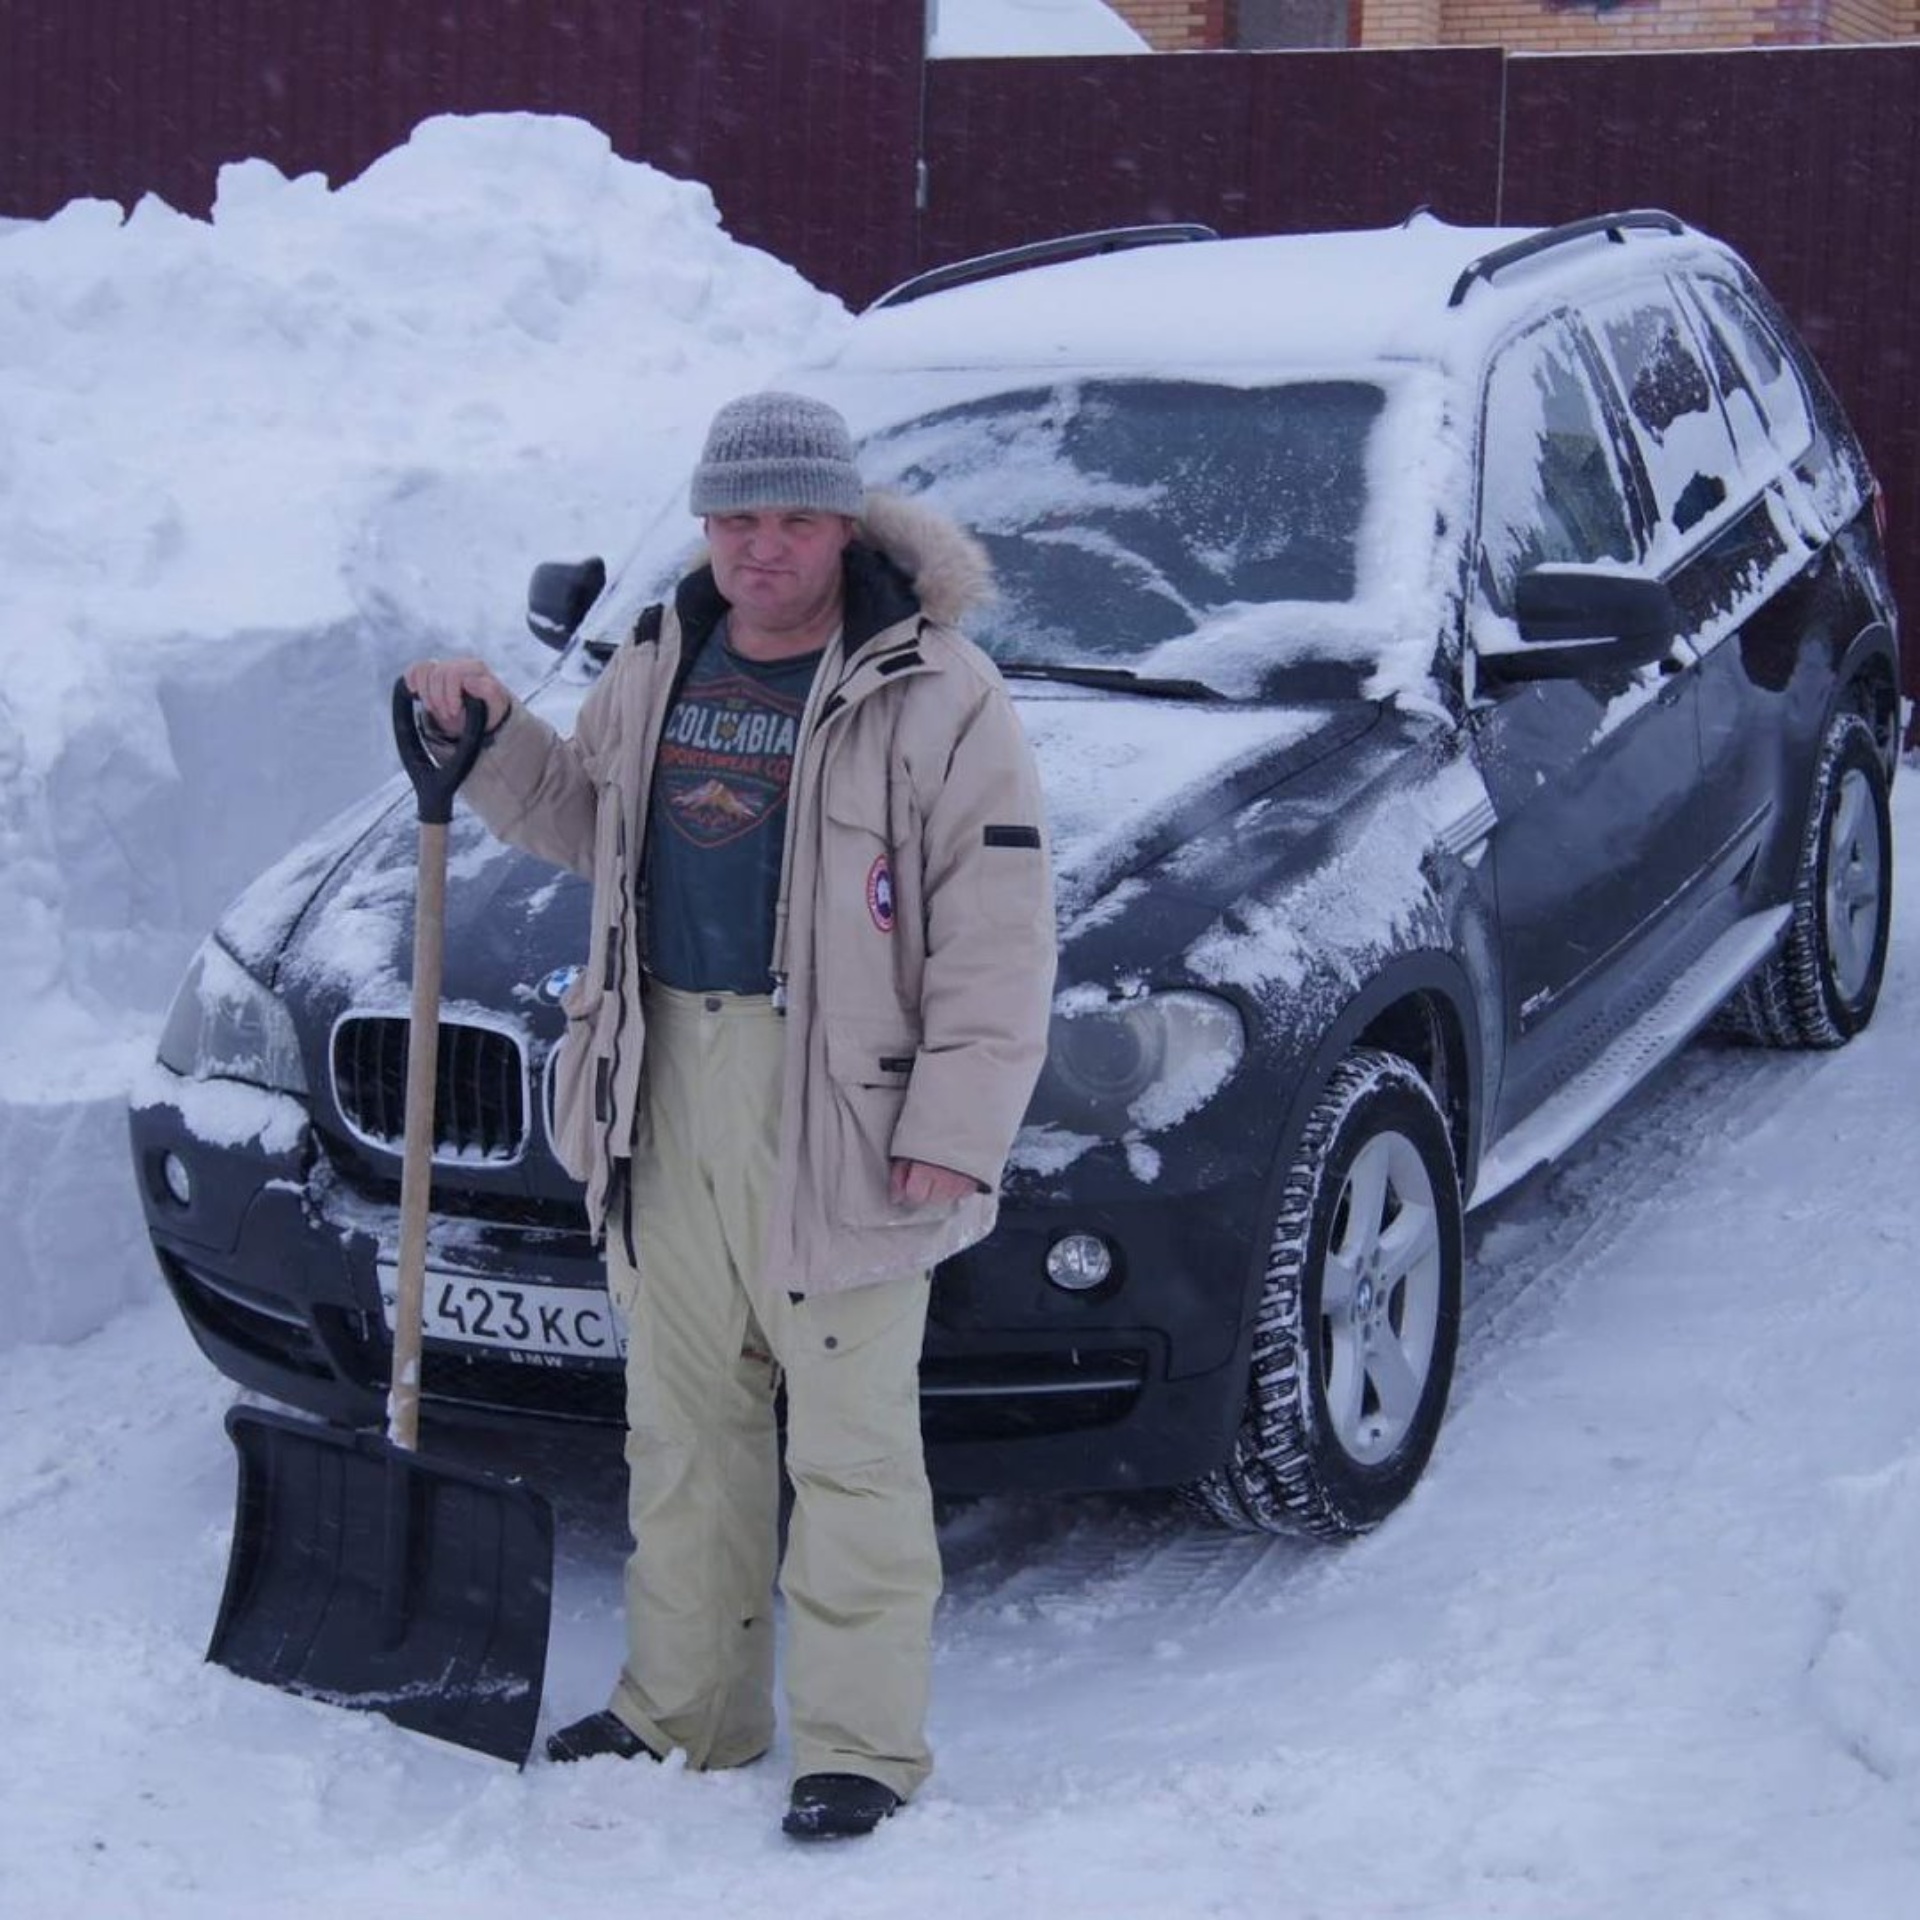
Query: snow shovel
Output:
[[206, 682, 554, 1766]]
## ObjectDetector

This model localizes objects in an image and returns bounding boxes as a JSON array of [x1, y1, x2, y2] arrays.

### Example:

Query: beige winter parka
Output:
[[459, 493, 1057, 1296]]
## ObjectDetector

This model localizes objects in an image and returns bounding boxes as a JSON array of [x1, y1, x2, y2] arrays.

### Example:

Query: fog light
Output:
[[1046, 1232, 1113, 1293], [161, 1152, 193, 1207]]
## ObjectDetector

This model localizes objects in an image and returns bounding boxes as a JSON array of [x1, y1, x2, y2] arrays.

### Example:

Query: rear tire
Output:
[[1189, 1049, 1463, 1541], [1721, 710, 1891, 1049]]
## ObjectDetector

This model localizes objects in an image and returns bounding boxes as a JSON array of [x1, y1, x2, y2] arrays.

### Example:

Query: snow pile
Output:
[[0, 112, 848, 1349], [930, 0, 1150, 57], [1810, 1452, 1920, 1781]]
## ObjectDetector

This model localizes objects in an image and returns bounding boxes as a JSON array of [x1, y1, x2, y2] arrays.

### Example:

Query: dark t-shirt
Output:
[[642, 619, 825, 993]]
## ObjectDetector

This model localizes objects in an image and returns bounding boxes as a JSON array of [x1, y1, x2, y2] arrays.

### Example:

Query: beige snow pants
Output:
[[603, 980, 940, 1800]]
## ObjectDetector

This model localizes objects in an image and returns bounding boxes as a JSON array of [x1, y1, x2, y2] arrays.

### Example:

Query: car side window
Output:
[[1691, 277, 1814, 465], [1587, 292, 1741, 547], [1476, 317, 1637, 619], [1673, 281, 1773, 472]]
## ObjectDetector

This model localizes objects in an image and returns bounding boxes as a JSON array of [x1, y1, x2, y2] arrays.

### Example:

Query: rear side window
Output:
[[1678, 289, 1771, 469], [1691, 277, 1814, 464], [1588, 292, 1741, 546], [1477, 317, 1637, 617]]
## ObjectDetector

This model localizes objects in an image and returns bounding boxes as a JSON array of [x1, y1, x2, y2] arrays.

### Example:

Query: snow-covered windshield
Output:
[[856, 378, 1388, 696]]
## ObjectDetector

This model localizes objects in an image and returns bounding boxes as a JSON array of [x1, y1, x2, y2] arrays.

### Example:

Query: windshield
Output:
[[857, 379, 1389, 697]]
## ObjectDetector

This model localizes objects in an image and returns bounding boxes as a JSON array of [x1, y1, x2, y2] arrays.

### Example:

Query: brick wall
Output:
[[1361, 0, 1447, 43], [1430, 0, 1908, 51], [1441, 1, 1774, 51], [1122, 0, 1911, 41], [1107, 0, 1234, 48], [1817, 0, 1905, 39], [1415, 0, 1908, 47]]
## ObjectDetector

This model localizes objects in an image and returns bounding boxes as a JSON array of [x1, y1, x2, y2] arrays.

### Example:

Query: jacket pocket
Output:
[[548, 780, 629, 1183], [547, 967, 603, 1183], [822, 1019, 920, 1229], [824, 776, 900, 929]]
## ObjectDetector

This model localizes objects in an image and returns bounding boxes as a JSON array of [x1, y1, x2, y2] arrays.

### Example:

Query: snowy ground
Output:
[[4, 817, 1919, 1917], [2, 81, 1918, 1919]]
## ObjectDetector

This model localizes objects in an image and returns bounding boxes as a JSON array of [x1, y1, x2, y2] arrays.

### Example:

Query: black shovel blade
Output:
[[208, 1405, 554, 1766]]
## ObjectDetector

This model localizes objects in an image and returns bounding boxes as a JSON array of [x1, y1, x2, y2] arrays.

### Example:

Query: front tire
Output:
[[1723, 709, 1891, 1049], [1190, 1049, 1463, 1540]]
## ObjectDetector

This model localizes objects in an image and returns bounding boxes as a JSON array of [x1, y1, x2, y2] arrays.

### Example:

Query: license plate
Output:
[[378, 1264, 625, 1362]]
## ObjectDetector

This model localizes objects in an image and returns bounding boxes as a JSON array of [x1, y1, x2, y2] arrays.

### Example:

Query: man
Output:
[[405, 392, 1055, 1840]]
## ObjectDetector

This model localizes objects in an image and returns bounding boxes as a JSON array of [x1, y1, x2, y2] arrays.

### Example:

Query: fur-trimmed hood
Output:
[[852, 489, 996, 630]]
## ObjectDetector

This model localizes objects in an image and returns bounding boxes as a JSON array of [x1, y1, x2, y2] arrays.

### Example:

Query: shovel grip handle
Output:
[[392, 680, 488, 824]]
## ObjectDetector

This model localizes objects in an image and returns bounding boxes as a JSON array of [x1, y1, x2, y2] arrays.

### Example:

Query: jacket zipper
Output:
[[767, 625, 848, 1016], [598, 803, 631, 1203]]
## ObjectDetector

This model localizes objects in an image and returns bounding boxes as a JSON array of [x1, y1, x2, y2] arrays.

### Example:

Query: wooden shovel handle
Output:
[[389, 817, 448, 1452], [386, 683, 486, 1450]]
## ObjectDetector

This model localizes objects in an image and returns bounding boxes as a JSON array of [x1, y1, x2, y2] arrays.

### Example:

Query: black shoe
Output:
[[544, 1710, 661, 1765], [782, 1772, 903, 1840]]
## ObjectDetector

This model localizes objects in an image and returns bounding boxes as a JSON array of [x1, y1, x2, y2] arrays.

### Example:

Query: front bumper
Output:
[[131, 1096, 617, 1429], [131, 1090, 1266, 1494]]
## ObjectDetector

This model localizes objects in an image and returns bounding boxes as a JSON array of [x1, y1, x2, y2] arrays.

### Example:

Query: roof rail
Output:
[[1447, 209, 1687, 309], [866, 224, 1220, 313]]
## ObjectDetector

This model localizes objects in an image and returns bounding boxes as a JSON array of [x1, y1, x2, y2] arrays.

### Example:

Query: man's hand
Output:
[[403, 657, 513, 738], [889, 1158, 979, 1208]]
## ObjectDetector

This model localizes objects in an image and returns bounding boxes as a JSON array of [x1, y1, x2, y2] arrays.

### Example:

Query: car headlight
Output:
[[156, 939, 309, 1094], [1025, 989, 1245, 1137]]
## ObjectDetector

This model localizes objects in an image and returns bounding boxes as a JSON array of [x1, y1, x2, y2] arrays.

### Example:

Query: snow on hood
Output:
[[235, 671, 1346, 1013], [263, 637, 1359, 1025], [1014, 691, 1336, 915], [268, 803, 588, 1022]]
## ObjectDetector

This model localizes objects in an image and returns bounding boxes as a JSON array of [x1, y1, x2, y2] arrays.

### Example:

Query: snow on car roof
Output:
[[831, 217, 1730, 377]]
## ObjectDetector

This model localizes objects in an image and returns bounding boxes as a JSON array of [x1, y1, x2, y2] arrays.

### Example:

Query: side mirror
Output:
[[1483, 565, 1678, 685], [526, 557, 607, 651]]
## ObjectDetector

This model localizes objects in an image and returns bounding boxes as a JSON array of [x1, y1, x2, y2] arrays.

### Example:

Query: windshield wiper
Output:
[[997, 660, 1226, 702]]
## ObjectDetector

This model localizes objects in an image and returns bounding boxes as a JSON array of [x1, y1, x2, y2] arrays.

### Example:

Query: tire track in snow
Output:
[[1453, 1034, 1829, 1402], [936, 1492, 1312, 1634], [927, 1032, 1834, 1634]]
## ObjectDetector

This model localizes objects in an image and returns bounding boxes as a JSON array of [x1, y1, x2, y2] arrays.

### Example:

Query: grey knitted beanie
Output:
[[688, 391, 865, 517]]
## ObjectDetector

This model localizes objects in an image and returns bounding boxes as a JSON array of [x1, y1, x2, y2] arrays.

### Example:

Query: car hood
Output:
[[1015, 689, 1382, 918], [230, 785, 591, 1030], [224, 694, 1380, 1015]]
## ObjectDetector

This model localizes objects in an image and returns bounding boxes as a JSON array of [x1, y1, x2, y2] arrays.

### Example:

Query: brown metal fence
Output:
[[1, 6, 1913, 690], [918, 48, 1503, 255], [0, 1, 923, 303]]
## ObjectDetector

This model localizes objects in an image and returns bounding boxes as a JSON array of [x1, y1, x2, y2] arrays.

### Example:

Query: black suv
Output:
[[131, 211, 1900, 1538]]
